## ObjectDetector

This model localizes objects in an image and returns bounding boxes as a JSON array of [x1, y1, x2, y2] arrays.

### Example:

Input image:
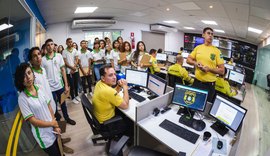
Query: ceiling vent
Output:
[[71, 19, 116, 29], [150, 24, 178, 33]]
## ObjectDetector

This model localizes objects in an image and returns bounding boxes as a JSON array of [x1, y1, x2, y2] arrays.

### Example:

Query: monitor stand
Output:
[[177, 107, 195, 117], [210, 121, 229, 136], [130, 86, 144, 93], [179, 114, 194, 127]]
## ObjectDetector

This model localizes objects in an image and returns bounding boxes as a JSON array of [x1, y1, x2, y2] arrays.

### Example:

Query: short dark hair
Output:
[[180, 47, 184, 51], [157, 48, 162, 53], [28, 47, 40, 61], [66, 38, 72, 43], [99, 39, 106, 46], [149, 49, 157, 55], [80, 40, 86, 44], [203, 27, 213, 33], [14, 63, 33, 92], [99, 64, 113, 77], [45, 38, 53, 46]]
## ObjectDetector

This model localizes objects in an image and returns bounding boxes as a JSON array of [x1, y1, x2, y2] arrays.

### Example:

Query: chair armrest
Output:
[[109, 135, 129, 156], [103, 115, 123, 126]]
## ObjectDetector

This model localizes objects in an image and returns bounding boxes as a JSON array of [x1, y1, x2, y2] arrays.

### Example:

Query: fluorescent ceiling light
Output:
[[184, 27, 195, 30], [214, 29, 225, 33], [74, 7, 98, 14], [0, 23, 13, 31], [201, 20, 217, 25], [248, 27, 262, 34], [163, 20, 179, 24]]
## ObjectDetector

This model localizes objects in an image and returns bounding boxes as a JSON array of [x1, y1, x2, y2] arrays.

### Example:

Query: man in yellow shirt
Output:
[[215, 68, 237, 97], [92, 64, 129, 123], [178, 47, 184, 55], [149, 49, 161, 74], [187, 27, 225, 102], [168, 55, 194, 85]]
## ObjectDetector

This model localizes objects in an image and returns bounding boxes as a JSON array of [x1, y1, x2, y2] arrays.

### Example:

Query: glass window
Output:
[[85, 31, 121, 48]]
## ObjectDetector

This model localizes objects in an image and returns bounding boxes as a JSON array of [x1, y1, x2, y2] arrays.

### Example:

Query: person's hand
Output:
[[118, 79, 128, 89], [64, 86, 69, 94], [72, 66, 77, 71], [70, 69, 75, 74], [202, 65, 210, 72], [53, 127, 61, 135], [82, 70, 87, 76], [51, 119, 59, 128]]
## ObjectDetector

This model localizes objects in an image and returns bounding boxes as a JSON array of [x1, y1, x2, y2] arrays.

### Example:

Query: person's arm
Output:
[[87, 58, 92, 75], [181, 68, 194, 84], [61, 66, 69, 93], [225, 81, 237, 97], [79, 59, 87, 76], [27, 115, 58, 128], [63, 58, 76, 70], [187, 55, 201, 68], [202, 64, 225, 76], [117, 79, 129, 109]]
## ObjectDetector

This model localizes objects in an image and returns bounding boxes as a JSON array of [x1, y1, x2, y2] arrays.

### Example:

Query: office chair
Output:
[[109, 135, 171, 156], [80, 94, 126, 147], [168, 74, 184, 87]]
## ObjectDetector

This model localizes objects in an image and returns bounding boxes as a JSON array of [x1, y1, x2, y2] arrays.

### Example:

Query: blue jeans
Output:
[[94, 64, 103, 81], [52, 87, 69, 120]]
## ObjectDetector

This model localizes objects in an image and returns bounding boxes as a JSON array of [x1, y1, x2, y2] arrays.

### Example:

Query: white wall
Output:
[[46, 20, 184, 52]]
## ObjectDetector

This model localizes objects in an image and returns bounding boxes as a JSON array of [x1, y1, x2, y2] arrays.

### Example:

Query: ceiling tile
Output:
[[222, 2, 249, 21]]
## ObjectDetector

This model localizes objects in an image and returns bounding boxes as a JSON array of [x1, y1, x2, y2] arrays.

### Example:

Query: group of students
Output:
[[13, 27, 240, 156]]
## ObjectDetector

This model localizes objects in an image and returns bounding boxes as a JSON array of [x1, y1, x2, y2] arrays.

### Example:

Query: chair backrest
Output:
[[80, 94, 101, 135], [168, 74, 183, 87], [267, 74, 270, 87]]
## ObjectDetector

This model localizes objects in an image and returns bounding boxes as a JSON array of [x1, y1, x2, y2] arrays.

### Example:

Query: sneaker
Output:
[[89, 92, 93, 97], [75, 96, 81, 102], [63, 145, 74, 154], [66, 118, 76, 125], [61, 137, 71, 144], [72, 99, 79, 104]]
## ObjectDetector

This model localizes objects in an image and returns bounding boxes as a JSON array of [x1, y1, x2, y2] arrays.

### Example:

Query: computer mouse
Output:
[[192, 120, 206, 131], [217, 140, 223, 149]]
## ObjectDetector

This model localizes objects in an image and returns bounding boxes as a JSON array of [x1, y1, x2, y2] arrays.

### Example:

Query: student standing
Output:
[[187, 27, 225, 102], [131, 41, 150, 71], [42, 39, 76, 125], [15, 63, 62, 156], [62, 38, 80, 104], [111, 40, 121, 72], [92, 41, 105, 80], [79, 40, 93, 95], [119, 41, 132, 73]]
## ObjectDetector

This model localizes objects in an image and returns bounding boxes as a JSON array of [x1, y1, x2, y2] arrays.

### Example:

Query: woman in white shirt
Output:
[[131, 41, 150, 71], [110, 40, 120, 72], [92, 41, 105, 80], [119, 41, 132, 73]]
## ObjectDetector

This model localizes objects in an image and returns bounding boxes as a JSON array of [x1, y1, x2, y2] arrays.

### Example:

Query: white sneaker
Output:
[[84, 93, 88, 97], [72, 99, 79, 104], [75, 96, 81, 102], [89, 92, 93, 97]]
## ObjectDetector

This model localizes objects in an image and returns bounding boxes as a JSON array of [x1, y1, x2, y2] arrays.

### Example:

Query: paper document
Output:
[[57, 135, 64, 156], [60, 90, 70, 105], [140, 54, 151, 65], [119, 53, 128, 66]]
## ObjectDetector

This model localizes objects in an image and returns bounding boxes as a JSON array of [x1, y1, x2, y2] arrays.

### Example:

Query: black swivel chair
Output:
[[168, 74, 184, 87], [109, 135, 171, 156], [80, 94, 126, 146]]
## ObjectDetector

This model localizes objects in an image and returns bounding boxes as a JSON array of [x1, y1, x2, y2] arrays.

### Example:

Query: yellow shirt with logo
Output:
[[168, 64, 194, 85], [149, 56, 160, 74], [215, 77, 237, 97], [92, 81, 123, 123], [190, 44, 224, 82]]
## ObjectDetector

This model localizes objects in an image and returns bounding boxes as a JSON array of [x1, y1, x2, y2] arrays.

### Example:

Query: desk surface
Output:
[[138, 105, 235, 156]]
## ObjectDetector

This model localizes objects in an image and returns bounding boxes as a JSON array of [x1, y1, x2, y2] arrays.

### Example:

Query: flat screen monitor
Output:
[[224, 64, 234, 70], [156, 53, 167, 61], [229, 70, 245, 84], [210, 95, 247, 133], [168, 55, 176, 63], [171, 84, 208, 112], [147, 74, 167, 96], [194, 37, 204, 48], [125, 69, 148, 87]]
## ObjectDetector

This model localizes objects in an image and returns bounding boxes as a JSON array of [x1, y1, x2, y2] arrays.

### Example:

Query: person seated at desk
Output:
[[92, 64, 129, 124], [149, 49, 161, 74], [228, 58, 236, 66], [215, 68, 238, 97], [178, 47, 184, 55], [168, 55, 194, 85]]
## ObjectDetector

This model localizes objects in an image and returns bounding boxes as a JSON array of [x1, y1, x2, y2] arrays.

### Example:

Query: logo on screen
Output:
[[184, 90, 196, 105]]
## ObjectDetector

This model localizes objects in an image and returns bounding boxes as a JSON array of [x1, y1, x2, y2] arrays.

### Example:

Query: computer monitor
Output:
[[156, 53, 167, 61], [209, 95, 247, 136], [229, 70, 245, 84], [225, 69, 230, 79], [168, 55, 176, 63], [224, 64, 234, 70], [171, 84, 208, 112], [125, 69, 148, 88], [147, 74, 167, 96]]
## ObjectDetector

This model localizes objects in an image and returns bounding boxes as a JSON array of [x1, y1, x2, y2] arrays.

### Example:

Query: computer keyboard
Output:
[[129, 91, 146, 102], [159, 119, 200, 144]]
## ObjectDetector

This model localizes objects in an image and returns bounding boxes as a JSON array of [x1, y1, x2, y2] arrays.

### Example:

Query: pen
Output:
[[52, 131, 62, 135]]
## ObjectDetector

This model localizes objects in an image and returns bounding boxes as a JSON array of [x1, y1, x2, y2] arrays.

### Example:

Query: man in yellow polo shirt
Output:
[[149, 49, 160, 74], [215, 68, 237, 97], [92, 64, 129, 123], [168, 55, 194, 85], [187, 27, 225, 102]]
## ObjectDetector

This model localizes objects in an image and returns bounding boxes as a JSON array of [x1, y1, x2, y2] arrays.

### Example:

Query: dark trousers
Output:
[[192, 79, 216, 103], [67, 72, 79, 99], [52, 87, 69, 120], [43, 139, 61, 156], [81, 75, 92, 93]]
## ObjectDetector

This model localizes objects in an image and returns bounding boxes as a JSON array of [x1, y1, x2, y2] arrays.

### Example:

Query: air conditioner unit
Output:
[[71, 19, 116, 29], [150, 24, 178, 33]]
